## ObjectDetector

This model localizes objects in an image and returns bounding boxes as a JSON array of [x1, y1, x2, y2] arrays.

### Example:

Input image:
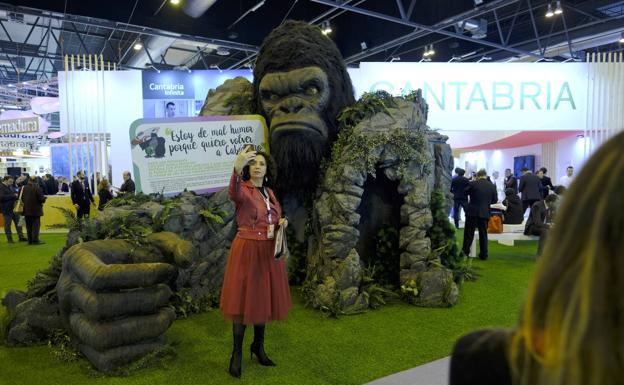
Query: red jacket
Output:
[[228, 170, 282, 240]]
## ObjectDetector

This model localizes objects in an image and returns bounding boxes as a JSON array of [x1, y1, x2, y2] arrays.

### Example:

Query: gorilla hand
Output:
[[56, 231, 193, 372]]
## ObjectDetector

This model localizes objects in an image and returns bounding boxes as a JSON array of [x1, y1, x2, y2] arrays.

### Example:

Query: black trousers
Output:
[[3, 212, 24, 239], [453, 199, 468, 228], [462, 216, 489, 260], [76, 205, 90, 219], [25, 216, 41, 243], [527, 227, 548, 255], [522, 199, 539, 215]]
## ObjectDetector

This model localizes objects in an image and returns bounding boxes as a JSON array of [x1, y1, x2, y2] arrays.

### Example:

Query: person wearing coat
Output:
[[502, 188, 524, 224], [97, 179, 114, 211], [518, 167, 542, 214], [450, 168, 470, 228], [220, 145, 291, 378], [524, 194, 558, 255], [21, 176, 46, 245], [0, 175, 27, 243], [462, 169, 498, 260], [71, 170, 95, 219]]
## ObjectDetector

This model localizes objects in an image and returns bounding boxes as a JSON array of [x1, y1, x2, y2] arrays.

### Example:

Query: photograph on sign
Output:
[[129, 115, 269, 195]]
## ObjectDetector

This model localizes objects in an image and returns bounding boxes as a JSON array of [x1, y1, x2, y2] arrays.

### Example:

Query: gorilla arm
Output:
[[56, 232, 193, 371]]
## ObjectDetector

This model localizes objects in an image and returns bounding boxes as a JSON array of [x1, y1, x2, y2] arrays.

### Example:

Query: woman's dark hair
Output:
[[241, 151, 277, 188], [505, 188, 517, 196]]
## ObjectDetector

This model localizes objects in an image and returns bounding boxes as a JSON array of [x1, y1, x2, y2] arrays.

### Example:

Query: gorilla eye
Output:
[[262, 90, 280, 102], [305, 86, 319, 96]]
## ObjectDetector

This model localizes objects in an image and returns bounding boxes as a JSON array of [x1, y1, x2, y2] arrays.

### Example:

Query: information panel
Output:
[[129, 115, 269, 195]]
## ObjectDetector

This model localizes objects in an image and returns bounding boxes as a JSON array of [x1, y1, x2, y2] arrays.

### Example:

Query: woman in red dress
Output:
[[220, 145, 291, 378]]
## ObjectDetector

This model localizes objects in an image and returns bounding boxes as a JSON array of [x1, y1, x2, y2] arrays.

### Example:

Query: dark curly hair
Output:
[[241, 151, 277, 188]]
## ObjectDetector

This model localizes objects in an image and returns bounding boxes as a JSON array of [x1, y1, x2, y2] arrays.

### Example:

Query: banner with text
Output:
[[358, 62, 589, 131], [129, 115, 269, 195]]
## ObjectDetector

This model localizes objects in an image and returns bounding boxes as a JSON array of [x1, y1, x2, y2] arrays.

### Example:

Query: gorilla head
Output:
[[253, 20, 355, 199]]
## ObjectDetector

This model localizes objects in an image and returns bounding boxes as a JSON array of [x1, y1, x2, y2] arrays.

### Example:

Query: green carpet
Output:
[[0, 231, 537, 385]]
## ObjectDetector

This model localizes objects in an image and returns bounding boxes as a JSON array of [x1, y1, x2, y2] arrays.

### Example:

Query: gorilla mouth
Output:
[[272, 121, 323, 136]]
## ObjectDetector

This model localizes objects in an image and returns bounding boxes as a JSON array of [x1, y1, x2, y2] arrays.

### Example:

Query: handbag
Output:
[[13, 187, 24, 215], [487, 214, 503, 234], [273, 225, 290, 260]]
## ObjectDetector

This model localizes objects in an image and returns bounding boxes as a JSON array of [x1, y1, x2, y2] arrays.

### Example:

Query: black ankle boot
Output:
[[250, 324, 276, 366], [229, 323, 246, 378]]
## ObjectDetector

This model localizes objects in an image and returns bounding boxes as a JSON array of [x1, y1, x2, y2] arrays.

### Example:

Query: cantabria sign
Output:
[[129, 115, 269, 195], [358, 62, 589, 131]]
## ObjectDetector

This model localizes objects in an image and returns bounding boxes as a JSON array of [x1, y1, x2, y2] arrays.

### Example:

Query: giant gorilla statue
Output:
[[251, 21, 355, 239]]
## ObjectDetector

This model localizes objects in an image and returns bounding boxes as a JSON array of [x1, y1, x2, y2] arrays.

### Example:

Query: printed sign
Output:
[[0, 117, 39, 134], [129, 115, 269, 195]]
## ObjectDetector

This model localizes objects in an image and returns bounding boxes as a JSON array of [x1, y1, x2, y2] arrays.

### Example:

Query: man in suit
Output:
[[71, 170, 95, 219], [524, 194, 558, 255], [118, 171, 136, 197], [504, 168, 517, 193], [537, 167, 554, 199], [450, 167, 470, 228], [518, 167, 542, 214], [462, 169, 498, 260]]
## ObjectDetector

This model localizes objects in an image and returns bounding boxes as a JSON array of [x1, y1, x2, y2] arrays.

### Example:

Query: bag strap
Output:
[[18, 186, 24, 200]]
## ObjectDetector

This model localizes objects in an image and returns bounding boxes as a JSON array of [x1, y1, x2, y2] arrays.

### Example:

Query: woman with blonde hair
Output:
[[450, 131, 624, 385]]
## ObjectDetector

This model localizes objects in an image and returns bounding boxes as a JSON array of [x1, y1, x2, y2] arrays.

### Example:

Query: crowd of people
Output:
[[451, 164, 575, 259], [0, 170, 136, 245]]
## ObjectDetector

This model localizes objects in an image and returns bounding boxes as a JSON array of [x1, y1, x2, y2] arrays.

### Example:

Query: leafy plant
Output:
[[369, 225, 400, 287], [427, 189, 479, 284], [170, 289, 217, 319], [359, 264, 399, 310], [48, 329, 82, 362], [198, 207, 226, 225], [26, 250, 64, 299], [0, 299, 12, 345], [50, 206, 81, 232]]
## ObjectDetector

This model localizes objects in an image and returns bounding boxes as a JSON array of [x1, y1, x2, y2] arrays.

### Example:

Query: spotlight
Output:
[[619, 32, 624, 44], [545, 2, 554, 17], [360, 41, 368, 50], [554, 0, 563, 15], [390, 56, 400, 62], [423, 44, 435, 57], [320, 20, 332, 35], [210, 64, 223, 73], [133, 41, 143, 50], [170, 0, 180, 4]]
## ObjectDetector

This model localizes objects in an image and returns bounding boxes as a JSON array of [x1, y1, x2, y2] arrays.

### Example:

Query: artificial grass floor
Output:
[[0, 230, 537, 385]]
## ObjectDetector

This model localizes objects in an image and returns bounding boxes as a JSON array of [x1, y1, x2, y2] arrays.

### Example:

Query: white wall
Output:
[[554, 135, 588, 184]]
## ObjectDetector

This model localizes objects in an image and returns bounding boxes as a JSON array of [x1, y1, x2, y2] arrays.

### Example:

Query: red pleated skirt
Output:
[[220, 236, 291, 325]]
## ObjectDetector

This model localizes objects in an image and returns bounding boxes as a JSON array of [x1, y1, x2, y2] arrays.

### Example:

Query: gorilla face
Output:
[[258, 66, 331, 199], [259, 66, 330, 144]]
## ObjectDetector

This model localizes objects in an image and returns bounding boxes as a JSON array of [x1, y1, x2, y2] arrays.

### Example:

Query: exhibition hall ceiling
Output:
[[0, 0, 623, 107]]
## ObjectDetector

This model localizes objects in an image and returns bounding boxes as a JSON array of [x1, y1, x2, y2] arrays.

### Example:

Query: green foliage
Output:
[[400, 279, 419, 301], [285, 221, 312, 286], [50, 206, 81, 232], [359, 265, 399, 310], [369, 225, 400, 287], [104, 192, 153, 208], [170, 289, 218, 319], [198, 207, 226, 225], [329, 90, 431, 179], [48, 329, 82, 362], [427, 189, 479, 284], [26, 251, 64, 299]]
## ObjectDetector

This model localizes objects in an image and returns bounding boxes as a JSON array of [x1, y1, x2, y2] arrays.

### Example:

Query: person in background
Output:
[[462, 169, 497, 260], [537, 167, 554, 199], [58, 176, 69, 193], [518, 167, 542, 215], [165, 101, 176, 118], [491, 170, 505, 202], [504, 168, 518, 193], [558, 165, 574, 187], [450, 167, 470, 228], [524, 194, 558, 256], [71, 170, 95, 219], [43, 173, 58, 195], [0, 176, 27, 243], [450, 131, 624, 385], [90, 172, 102, 193], [97, 179, 113, 211], [502, 188, 523, 225], [21, 176, 46, 245], [118, 171, 136, 197]]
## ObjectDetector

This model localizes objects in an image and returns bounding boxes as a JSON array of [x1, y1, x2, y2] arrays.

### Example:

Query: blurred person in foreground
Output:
[[450, 131, 624, 385]]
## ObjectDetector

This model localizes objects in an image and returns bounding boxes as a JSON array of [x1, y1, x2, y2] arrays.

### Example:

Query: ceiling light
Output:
[[545, 2, 554, 17], [170, 0, 180, 4], [554, 0, 563, 15], [251, 0, 265, 12], [619, 32, 624, 44], [360, 41, 368, 50], [423, 44, 435, 57], [216, 47, 230, 56], [133, 41, 143, 50], [210, 64, 223, 73], [321, 20, 332, 35], [7, 83, 14, 87], [390, 56, 400, 62]]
